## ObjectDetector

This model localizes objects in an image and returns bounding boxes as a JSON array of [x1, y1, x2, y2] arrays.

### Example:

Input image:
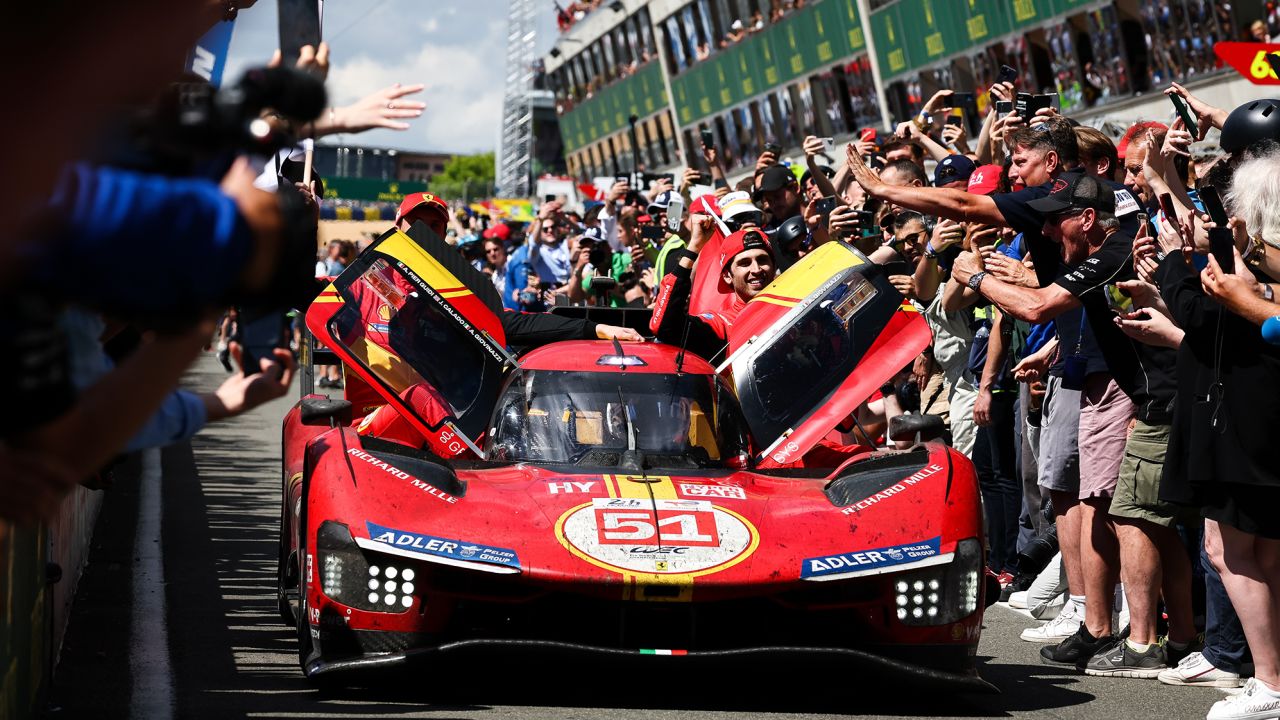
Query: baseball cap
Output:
[[731, 19, 744, 30], [578, 226, 605, 244], [647, 190, 675, 213], [754, 164, 797, 195], [396, 192, 448, 223], [689, 194, 720, 216], [1027, 173, 1115, 216], [800, 165, 836, 187], [482, 222, 511, 241], [934, 155, 976, 187], [716, 227, 773, 292], [966, 164, 1003, 195], [719, 191, 762, 225]]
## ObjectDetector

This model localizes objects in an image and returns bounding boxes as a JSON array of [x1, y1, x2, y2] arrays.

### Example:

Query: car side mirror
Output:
[[888, 413, 946, 444], [301, 398, 353, 427]]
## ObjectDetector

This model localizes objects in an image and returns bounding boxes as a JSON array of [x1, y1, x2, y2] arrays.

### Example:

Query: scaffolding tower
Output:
[[496, 0, 537, 198]]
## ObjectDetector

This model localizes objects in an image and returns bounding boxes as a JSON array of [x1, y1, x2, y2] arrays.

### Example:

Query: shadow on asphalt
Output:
[[52, 356, 1099, 719], [169, 434, 1097, 718]]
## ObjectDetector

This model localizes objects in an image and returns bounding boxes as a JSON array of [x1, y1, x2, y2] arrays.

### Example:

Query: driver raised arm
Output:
[[649, 215, 776, 363]]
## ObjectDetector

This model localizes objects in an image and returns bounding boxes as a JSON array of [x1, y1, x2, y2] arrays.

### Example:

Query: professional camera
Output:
[[130, 66, 328, 177]]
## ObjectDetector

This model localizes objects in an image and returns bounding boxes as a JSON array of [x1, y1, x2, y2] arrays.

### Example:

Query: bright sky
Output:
[[225, 0, 559, 155]]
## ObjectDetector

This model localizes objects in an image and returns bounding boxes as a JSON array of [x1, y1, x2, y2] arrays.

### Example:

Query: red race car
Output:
[[277, 224, 993, 690]]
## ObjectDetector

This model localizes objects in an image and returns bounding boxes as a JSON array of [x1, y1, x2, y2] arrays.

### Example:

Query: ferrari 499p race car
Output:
[[277, 223, 992, 691]]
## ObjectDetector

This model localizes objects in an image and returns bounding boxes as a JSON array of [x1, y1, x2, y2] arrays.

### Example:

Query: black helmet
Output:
[[1220, 99, 1280, 154], [774, 215, 809, 248]]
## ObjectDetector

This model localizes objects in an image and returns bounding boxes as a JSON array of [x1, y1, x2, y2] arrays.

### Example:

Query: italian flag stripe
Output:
[[639, 649, 688, 656]]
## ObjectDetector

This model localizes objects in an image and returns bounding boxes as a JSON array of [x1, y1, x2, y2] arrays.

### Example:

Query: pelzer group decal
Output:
[[801, 536, 943, 580]]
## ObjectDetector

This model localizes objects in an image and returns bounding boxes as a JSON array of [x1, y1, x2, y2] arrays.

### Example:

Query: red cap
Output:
[[482, 223, 511, 241], [716, 227, 773, 292], [690, 194, 720, 216], [966, 164, 1003, 195], [396, 192, 449, 224], [1116, 121, 1169, 159]]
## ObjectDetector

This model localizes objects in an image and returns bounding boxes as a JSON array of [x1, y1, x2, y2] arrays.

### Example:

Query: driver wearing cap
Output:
[[649, 215, 776, 362]]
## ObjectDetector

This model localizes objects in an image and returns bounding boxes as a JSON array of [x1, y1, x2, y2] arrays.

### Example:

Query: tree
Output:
[[431, 152, 495, 201]]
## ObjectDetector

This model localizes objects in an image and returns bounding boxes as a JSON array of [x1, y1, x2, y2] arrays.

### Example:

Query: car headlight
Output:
[[316, 521, 417, 613], [892, 538, 981, 626]]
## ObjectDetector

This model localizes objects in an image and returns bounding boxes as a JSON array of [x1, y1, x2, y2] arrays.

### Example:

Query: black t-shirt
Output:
[[1051, 231, 1178, 423], [991, 174, 1142, 289], [991, 174, 1143, 385]]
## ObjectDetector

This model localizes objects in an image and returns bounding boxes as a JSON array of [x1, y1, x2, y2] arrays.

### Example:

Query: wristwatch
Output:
[[967, 271, 987, 292]]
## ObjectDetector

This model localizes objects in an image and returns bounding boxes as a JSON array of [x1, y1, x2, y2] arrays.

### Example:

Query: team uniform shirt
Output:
[[649, 260, 742, 363], [1051, 231, 1178, 424]]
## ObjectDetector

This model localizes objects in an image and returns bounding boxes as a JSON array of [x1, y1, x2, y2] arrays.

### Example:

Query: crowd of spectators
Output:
[[440, 62, 1280, 720]]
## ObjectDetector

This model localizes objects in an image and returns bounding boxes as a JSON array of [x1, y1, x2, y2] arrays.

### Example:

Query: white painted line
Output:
[[131, 448, 173, 720]]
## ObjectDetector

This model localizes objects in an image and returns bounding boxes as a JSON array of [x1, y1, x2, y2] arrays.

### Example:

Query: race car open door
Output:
[[307, 222, 512, 460], [718, 241, 932, 469]]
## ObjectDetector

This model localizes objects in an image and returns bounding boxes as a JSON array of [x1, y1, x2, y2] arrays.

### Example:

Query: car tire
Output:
[[276, 482, 297, 627]]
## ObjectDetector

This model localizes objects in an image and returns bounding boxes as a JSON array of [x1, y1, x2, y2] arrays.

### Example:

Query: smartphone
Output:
[[1158, 192, 1178, 222], [996, 100, 1014, 116], [695, 171, 712, 184], [614, 175, 630, 186], [235, 309, 288, 373], [1199, 185, 1230, 226], [1014, 92, 1033, 122], [946, 115, 963, 127], [1168, 93, 1199, 138], [544, 194, 556, 203], [860, 128, 878, 145], [277, 0, 323, 72], [764, 141, 782, 155], [991, 64, 1018, 101], [814, 196, 838, 216], [700, 128, 715, 149], [881, 260, 910, 278], [852, 209, 877, 228], [1104, 284, 1134, 314], [952, 92, 976, 105], [1028, 93, 1057, 116], [819, 137, 835, 152], [640, 224, 665, 241], [1209, 227, 1236, 272], [665, 194, 684, 232]]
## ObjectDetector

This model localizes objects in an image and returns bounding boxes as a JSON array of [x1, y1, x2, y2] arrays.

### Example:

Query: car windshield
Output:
[[485, 369, 750, 469], [731, 268, 892, 446]]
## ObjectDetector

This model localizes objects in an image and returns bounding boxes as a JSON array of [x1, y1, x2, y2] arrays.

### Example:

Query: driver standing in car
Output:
[[650, 214, 776, 364]]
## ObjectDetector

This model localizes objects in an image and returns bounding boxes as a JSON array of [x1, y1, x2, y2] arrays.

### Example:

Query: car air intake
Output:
[[823, 448, 930, 508]]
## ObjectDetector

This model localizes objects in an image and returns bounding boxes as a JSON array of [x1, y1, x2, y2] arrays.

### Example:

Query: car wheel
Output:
[[276, 490, 297, 626]]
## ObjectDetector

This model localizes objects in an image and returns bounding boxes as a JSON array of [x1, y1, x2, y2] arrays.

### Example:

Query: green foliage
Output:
[[431, 152, 496, 199]]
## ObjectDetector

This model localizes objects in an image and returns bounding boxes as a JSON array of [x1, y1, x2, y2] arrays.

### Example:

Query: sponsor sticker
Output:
[[547, 479, 598, 495], [801, 536, 942, 579], [840, 463, 945, 515], [347, 448, 459, 503], [366, 522, 519, 569], [557, 498, 757, 575], [678, 483, 746, 500]]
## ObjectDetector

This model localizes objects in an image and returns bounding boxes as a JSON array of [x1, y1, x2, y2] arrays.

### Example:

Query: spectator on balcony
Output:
[[721, 20, 746, 48], [695, 41, 711, 62]]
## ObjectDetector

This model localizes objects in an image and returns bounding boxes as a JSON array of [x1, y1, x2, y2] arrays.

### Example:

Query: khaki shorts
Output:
[[1110, 420, 1198, 527]]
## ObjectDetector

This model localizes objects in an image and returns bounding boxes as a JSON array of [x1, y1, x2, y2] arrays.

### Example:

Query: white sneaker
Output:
[[1019, 602, 1081, 642], [1207, 677, 1280, 720], [1009, 591, 1029, 609], [1158, 651, 1242, 688]]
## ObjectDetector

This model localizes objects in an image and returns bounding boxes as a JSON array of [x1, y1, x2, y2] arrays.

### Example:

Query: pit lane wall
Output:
[[1, 487, 103, 720]]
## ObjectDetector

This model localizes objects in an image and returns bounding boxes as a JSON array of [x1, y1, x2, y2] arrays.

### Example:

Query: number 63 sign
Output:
[[1216, 42, 1280, 84]]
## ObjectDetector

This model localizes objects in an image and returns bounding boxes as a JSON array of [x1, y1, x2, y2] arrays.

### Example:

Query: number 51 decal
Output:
[[594, 499, 720, 548]]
